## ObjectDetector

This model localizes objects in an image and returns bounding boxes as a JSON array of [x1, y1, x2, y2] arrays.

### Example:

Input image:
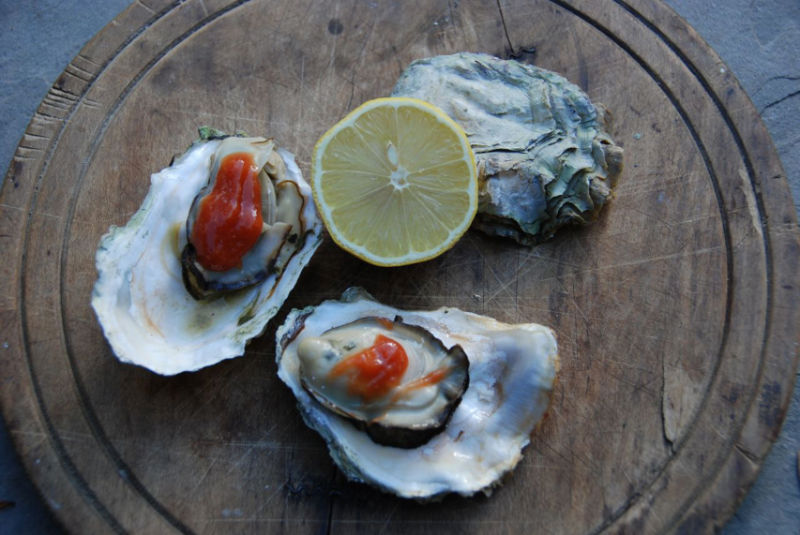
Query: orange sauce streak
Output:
[[377, 317, 395, 330], [405, 367, 450, 390], [191, 152, 263, 271], [389, 367, 450, 404], [329, 334, 408, 401]]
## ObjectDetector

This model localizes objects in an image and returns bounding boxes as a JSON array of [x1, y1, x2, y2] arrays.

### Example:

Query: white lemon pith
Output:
[[311, 97, 478, 266]]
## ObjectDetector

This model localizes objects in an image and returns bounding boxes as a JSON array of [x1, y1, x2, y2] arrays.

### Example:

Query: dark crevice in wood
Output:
[[495, 0, 516, 58], [325, 469, 335, 535], [32, 110, 65, 122], [661, 353, 675, 453], [734, 443, 759, 465]]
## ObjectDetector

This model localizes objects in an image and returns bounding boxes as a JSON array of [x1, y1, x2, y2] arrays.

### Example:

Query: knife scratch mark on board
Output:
[[136, 0, 157, 16], [346, 11, 379, 110]]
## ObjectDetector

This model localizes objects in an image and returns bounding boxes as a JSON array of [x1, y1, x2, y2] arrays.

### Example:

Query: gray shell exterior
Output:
[[392, 53, 623, 245]]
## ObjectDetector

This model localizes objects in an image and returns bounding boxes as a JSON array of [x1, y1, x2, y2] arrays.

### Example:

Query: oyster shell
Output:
[[91, 129, 322, 375], [392, 52, 623, 245], [276, 288, 559, 499]]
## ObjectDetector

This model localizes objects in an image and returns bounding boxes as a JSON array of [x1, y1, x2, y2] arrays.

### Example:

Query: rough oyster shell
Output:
[[392, 52, 623, 244], [91, 129, 322, 375], [276, 288, 559, 499]]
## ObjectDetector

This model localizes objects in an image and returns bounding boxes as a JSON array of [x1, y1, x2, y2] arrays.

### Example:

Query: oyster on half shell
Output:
[[392, 53, 624, 245], [276, 288, 559, 499], [297, 315, 470, 449], [181, 134, 310, 300], [91, 128, 322, 375]]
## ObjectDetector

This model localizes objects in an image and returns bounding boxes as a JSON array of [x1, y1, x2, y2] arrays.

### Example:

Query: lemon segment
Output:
[[312, 97, 478, 266]]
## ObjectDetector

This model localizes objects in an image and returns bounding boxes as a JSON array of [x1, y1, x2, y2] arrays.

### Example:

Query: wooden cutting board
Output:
[[2, 0, 798, 533]]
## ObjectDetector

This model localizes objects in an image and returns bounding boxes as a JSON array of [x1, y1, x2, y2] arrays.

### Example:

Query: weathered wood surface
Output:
[[1, 0, 798, 533]]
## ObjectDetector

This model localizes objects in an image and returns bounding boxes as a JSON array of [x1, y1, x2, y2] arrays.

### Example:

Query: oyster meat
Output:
[[392, 52, 623, 245], [181, 134, 309, 299], [276, 288, 559, 499], [297, 315, 469, 449], [92, 128, 322, 375]]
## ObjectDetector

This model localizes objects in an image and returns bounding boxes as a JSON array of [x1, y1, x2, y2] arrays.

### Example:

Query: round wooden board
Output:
[[1, 0, 799, 533]]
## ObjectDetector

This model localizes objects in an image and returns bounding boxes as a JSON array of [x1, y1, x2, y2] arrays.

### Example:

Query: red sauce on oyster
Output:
[[329, 334, 409, 401], [191, 152, 263, 271]]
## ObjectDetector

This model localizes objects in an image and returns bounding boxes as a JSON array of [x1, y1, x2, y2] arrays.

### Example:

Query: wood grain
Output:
[[1, 0, 798, 533]]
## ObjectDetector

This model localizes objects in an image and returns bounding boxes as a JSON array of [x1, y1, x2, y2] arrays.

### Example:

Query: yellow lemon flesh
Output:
[[311, 97, 478, 267]]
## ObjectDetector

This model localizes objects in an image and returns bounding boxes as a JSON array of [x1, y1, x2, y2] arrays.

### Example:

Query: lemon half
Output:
[[311, 97, 478, 266]]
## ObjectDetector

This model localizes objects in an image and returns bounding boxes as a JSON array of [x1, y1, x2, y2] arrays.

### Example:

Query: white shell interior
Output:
[[276, 291, 559, 498], [92, 138, 322, 375]]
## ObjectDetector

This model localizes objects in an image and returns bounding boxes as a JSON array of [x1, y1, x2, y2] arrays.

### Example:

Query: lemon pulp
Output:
[[312, 97, 477, 266]]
